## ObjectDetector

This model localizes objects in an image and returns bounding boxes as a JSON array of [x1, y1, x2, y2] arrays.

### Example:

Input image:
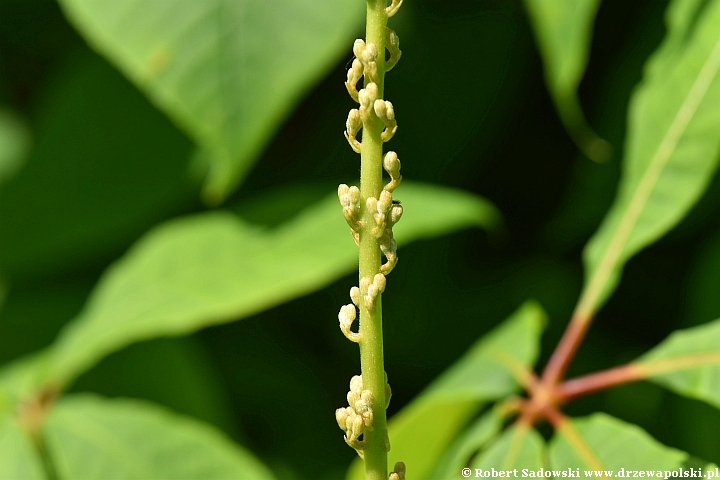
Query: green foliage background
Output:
[[2, 0, 720, 478]]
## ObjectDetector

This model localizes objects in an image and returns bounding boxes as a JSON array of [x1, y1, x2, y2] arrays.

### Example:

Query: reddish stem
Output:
[[554, 363, 644, 403], [541, 312, 592, 386]]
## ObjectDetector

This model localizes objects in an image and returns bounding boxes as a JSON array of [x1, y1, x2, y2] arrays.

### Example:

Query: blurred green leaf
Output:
[[523, 0, 608, 161], [31, 181, 500, 387], [582, 0, 720, 316], [0, 51, 197, 280], [548, 413, 686, 470], [470, 425, 545, 470], [347, 301, 546, 480], [0, 414, 45, 480], [428, 408, 504, 480], [70, 337, 238, 437], [57, 0, 364, 202], [639, 319, 720, 411], [0, 107, 30, 189], [44, 394, 275, 480]]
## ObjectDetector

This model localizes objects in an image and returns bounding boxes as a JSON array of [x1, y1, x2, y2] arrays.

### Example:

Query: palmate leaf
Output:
[[44, 394, 276, 480], [579, 0, 720, 317], [522, 0, 607, 161], [549, 413, 686, 472], [638, 319, 720, 411], [0, 414, 45, 480], [1, 182, 498, 391], [347, 301, 547, 480], [57, 0, 364, 202]]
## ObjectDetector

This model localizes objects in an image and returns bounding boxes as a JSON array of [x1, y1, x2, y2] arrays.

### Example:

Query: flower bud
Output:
[[378, 190, 393, 212], [350, 286, 360, 305], [390, 204, 403, 225], [336, 408, 349, 430], [352, 39, 366, 60], [346, 109, 362, 136], [373, 273, 386, 293]]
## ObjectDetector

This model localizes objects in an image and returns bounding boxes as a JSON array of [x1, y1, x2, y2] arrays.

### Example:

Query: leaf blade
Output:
[[638, 319, 720, 410], [523, 0, 608, 161], [549, 413, 687, 471], [471, 424, 545, 471], [37, 182, 499, 387], [57, 0, 364, 201], [428, 409, 505, 480], [580, 0, 720, 316], [0, 414, 45, 480], [44, 394, 275, 480]]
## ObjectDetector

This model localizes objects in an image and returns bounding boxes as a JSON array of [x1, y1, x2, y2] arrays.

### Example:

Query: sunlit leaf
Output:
[[549, 413, 686, 471], [581, 0, 720, 316], [0, 414, 45, 480], [429, 409, 504, 480], [639, 319, 720, 411], [44, 394, 275, 480], [31, 182, 500, 387], [471, 425, 545, 470], [523, 0, 608, 161], [57, 0, 364, 202], [347, 301, 546, 480]]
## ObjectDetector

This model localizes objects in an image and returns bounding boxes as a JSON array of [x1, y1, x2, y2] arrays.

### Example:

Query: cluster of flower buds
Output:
[[374, 99, 397, 142], [345, 39, 379, 102], [344, 28, 402, 153], [336, 374, 393, 457], [389, 462, 406, 480], [338, 273, 387, 342], [371, 151, 403, 275], [338, 184, 361, 244], [335, 375, 375, 455], [360, 273, 386, 311]]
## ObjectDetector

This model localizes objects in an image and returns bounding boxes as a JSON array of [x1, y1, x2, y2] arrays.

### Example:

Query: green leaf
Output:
[[70, 337, 238, 436], [523, 0, 608, 161], [34, 181, 499, 387], [0, 107, 30, 189], [549, 413, 686, 471], [347, 301, 547, 480], [581, 0, 720, 316], [57, 0, 364, 202], [428, 409, 504, 480], [471, 425, 545, 470], [44, 394, 275, 480], [0, 52, 197, 280], [0, 414, 45, 480], [638, 319, 720, 411]]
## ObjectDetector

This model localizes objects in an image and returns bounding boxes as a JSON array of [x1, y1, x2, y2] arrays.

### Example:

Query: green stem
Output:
[[359, 1, 388, 479]]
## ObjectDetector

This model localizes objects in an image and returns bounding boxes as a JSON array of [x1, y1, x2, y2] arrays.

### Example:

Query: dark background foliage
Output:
[[1, 0, 719, 478]]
